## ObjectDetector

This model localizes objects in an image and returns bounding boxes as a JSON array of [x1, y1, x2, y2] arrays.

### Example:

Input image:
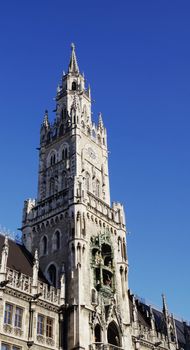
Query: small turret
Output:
[[98, 112, 104, 131], [162, 293, 169, 321], [32, 249, 39, 294], [0, 236, 9, 283], [40, 110, 50, 144]]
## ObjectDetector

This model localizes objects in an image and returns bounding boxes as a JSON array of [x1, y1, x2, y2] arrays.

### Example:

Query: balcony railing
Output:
[[90, 343, 124, 350]]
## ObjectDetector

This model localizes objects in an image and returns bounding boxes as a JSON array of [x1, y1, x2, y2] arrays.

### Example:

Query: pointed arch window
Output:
[[62, 146, 69, 160], [50, 154, 56, 166], [72, 81, 77, 91], [42, 236, 47, 255], [107, 321, 120, 347], [54, 230, 61, 251], [47, 264, 57, 287]]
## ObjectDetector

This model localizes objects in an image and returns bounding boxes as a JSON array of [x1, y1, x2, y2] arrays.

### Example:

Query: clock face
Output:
[[85, 145, 98, 164], [88, 147, 96, 160]]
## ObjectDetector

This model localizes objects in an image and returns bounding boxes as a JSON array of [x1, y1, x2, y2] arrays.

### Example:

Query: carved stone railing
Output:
[[87, 193, 122, 227], [7, 268, 32, 294], [23, 189, 69, 225], [90, 344, 124, 350], [6, 267, 60, 305], [37, 281, 60, 304]]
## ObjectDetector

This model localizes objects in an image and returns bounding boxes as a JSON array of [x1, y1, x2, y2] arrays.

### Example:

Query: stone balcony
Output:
[[89, 343, 124, 350]]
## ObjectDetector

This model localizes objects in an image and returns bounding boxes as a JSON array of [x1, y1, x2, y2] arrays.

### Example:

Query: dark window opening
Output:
[[59, 124, 64, 137], [47, 264, 56, 287], [104, 256, 112, 267], [107, 322, 120, 347], [72, 81, 77, 90], [103, 270, 112, 287], [42, 236, 47, 255], [95, 324, 101, 343], [55, 231, 60, 250], [50, 154, 56, 166]]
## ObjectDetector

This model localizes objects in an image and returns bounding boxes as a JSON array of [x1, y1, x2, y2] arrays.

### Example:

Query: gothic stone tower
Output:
[[22, 44, 131, 350]]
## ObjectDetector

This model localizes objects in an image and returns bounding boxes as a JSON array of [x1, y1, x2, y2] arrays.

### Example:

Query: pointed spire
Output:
[[42, 110, 50, 130], [162, 293, 169, 319], [32, 249, 39, 292], [87, 84, 91, 99], [0, 236, 9, 274], [68, 43, 79, 74], [98, 112, 104, 131]]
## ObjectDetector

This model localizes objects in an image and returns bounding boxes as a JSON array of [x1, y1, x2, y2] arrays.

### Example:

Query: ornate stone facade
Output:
[[0, 45, 189, 350]]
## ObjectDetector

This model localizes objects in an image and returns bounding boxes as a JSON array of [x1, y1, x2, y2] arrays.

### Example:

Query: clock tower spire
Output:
[[22, 44, 130, 350]]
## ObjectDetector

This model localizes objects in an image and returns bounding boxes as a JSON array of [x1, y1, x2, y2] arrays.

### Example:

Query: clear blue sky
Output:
[[0, 1, 190, 320]]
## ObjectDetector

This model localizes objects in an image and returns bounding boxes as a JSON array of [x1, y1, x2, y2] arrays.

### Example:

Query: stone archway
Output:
[[107, 321, 120, 347]]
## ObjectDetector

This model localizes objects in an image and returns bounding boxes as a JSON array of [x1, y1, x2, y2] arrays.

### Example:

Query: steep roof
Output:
[[129, 293, 190, 350], [0, 234, 47, 282]]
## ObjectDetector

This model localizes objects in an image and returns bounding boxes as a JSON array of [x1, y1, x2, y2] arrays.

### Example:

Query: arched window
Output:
[[47, 264, 57, 287], [72, 81, 77, 91], [94, 324, 101, 343], [54, 230, 60, 251], [107, 322, 120, 347], [50, 154, 56, 166], [42, 236, 47, 255], [62, 146, 68, 160]]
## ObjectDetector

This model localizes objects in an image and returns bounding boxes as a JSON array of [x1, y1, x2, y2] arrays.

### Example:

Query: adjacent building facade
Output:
[[0, 45, 189, 350]]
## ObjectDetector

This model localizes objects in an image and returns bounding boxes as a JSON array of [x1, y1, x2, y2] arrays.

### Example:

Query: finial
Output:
[[98, 112, 104, 130], [71, 42, 75, 50], [0, 235, 9, 274], [32, 249, 39, 290], [42, 110, 49, 128], [162, 293, 169, 318], [34, 249, 38, 261]]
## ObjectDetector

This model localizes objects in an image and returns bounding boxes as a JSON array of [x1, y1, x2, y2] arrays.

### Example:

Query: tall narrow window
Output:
[[46, 317, 53, 338], [54, 231, 60, 251], [4, 303, 13, 325], [47, 264, 57, 287], [37, 315, 44, 335], [72, 81, 77, 90], [62, 147, 68, 160], [65, 147, 68, 159], [42, 236, 47, 255], [50, 154, 56, 166], [14, 307, 23, 328]]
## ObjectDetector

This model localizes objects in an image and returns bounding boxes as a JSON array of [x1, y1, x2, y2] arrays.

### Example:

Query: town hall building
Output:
[[0, 45, 189, 350]]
